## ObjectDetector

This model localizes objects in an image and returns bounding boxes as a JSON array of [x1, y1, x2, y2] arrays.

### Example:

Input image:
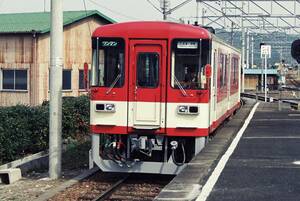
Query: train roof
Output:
[[92, 21, 212, 40]]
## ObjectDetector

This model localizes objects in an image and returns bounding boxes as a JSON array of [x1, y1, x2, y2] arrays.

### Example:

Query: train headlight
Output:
[[178, 105, 188, 114], [177, 105, 199, 115], [105, 104, 115, 112], [95, 103, 116, 112]]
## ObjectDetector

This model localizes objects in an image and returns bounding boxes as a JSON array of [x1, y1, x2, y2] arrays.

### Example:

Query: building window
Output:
[[79, 70, 91, 90], [63, 70, 72, 90], [2, 69, 27, 90]]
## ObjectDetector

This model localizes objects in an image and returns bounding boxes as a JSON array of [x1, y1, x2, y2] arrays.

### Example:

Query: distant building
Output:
[[0, 11, 115, 106], [244, 68, 279, 91]]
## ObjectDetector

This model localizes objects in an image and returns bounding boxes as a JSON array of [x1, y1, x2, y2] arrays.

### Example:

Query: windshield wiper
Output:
[[106, 74, 121, 95], [173, 74, 188, 97]]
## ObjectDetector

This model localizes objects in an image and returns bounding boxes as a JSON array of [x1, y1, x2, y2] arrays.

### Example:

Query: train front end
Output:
[[89, 22, 212, 174]]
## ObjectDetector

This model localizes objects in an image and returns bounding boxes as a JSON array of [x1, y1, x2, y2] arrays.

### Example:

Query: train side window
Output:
[[232, 57, 239, 85], [137, 53, 159, 88], [171, 39, 210, 90], [219, 53, 227, 88]]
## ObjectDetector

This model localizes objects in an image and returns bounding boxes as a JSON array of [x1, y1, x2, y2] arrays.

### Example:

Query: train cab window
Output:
[[91, 38, 125, 87], [171, 39, 210, 90], [137, 53, 159, 88]]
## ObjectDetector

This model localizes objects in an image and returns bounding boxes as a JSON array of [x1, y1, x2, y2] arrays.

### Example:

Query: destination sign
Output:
[[177, 41, 198, 49], [101, 41, 118, 47]]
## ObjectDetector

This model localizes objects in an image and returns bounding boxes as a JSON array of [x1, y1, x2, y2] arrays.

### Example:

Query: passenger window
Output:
[[137, 53, 159, 88], [171, 39, 210, 89]]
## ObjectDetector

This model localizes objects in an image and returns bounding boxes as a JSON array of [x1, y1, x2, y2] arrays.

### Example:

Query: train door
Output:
[[227, 54, 231, 109], [128, 40, 166, 131], [211, 49, 217, 123]]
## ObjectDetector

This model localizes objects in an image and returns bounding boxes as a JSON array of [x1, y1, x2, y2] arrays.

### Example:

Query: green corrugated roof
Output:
[[0, 10, 116, 34]]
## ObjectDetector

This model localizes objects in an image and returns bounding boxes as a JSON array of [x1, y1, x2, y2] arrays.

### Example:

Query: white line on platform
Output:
[[244, 136, 300, 139], [196, 102, 260, 201], [253, 119, 300, 121], [288, 114, 300, 117]]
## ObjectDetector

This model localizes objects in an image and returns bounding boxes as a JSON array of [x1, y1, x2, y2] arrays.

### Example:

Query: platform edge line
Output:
[[196, 102, 260, 201]]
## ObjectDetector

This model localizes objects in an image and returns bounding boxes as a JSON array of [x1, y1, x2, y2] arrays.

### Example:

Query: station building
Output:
[[0, 10, 115, 106], [244, 68, 279, 91]]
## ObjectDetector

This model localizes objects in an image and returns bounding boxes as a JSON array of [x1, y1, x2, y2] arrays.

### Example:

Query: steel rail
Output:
[[92, 175, 129, 201]]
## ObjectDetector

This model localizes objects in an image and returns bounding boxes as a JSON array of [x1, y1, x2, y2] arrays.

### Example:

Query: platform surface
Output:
[[204, 102, 300, 201], [155, 99, 256, 201]]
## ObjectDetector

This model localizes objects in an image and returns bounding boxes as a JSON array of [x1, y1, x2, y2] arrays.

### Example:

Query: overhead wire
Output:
[[145, 0, 163, 13], [82, 0, 92, 37], [87, 0, 139, 20]]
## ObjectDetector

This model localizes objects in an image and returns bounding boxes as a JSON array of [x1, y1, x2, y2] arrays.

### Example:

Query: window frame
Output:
[[78, 69, 91, 90], [91, 37, 125, 88], [1, 69, 28, 92], [231, 57, 239, 85], [62, 69, 72, 91], [136, 52, 160, 88], [170, 38, 210, 90], [219, 53, 227, 88]]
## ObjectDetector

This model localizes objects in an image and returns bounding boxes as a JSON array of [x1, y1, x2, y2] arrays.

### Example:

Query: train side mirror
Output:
[[291, 39, 300, 64], [205, 64, 212, 78]]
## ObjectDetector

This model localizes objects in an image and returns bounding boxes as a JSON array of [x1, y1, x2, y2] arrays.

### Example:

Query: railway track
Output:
[[48, 171, 172, 201], [90, 175, 128, 201], [288, 78, 300, 88]]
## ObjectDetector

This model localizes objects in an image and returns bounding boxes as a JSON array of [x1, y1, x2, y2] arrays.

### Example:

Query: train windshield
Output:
[[171, 39, 210, 90], [91, 38, 125, 87]]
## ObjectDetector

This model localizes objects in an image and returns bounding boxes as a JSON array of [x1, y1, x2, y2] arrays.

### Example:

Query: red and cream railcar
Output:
[[89, 21, 241, 174]]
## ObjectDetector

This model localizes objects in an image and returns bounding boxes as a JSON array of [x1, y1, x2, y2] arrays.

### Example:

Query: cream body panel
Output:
[[166, 103, 209, 128], [128, 101, 166, 129], [90, 100, 128, 126]]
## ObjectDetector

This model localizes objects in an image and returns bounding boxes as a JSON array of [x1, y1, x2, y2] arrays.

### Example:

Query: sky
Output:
[[0, 0, 198, 22], [0, 0, 299, 33]]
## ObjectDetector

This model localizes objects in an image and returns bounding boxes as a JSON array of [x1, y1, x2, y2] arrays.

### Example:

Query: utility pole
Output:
[[44, 0, 47, 12], [246, 29, 250, 70], [251, 35, 254, 69], [49, 0, 63, 179], [202, 8, 205, 26], [161, 0, 168, 20], [241, 2, 245, 92], [196, 1, 199, 24], [231, 22, 234, 46]]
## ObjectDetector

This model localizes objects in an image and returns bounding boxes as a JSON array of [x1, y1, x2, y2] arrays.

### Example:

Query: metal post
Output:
[[264, 54, 267, 102], [261, 58, 264, 92], [44, 0, 46, 12], [202, 8, 205, 26], [162, 0, 167, 20], [246, 29, 250, 70], [241, 8, 245, 92], [196, 1, 199, 23], [278, 88, 282, 111], [49, 0, 63, 179], [231, 22, 234, 46], [251, 35, 254, 69]]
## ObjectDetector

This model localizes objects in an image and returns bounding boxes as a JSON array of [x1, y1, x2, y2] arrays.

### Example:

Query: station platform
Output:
[[156, 100, 300, 201]]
